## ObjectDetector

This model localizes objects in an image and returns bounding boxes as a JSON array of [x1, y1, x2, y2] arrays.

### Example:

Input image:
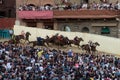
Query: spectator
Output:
[[0, 41, 119, 80], [9, 28, 14, 39]]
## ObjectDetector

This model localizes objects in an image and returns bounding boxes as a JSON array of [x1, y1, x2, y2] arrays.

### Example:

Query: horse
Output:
[[52, 34, 71, 47], [81, 42, 100, 54], [25, 32, 31, 42], [44, 34, 60, 46], [91, 42, 100, 53], [28, 37, 47, 47], [81, 44, 91, 53], [44, 35, 55, 46], [62, 37, 71, 47], [68, 36, 84, 48], [8, 35, 24, 44], [37, 37, 46, 46], [8, 32, 31, 44]]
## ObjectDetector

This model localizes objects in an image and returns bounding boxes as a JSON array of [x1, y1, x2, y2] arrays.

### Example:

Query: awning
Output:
[[101, 27, 110, 34], [18, 11, 53, 19]]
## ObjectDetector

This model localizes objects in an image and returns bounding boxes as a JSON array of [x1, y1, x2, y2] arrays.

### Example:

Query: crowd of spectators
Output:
[[18, 1, 120, 11], [0, 41, 120, 80]]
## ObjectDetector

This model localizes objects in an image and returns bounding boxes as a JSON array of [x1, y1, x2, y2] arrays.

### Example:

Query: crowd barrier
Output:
[[14, 25, 120, 55], [0, 29, 11, 39]]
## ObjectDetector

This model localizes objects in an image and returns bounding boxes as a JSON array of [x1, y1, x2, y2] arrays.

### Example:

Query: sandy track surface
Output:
[[0, 39, 9, 42], [0, 39, 120, 57], [36, 44, 120, 57]]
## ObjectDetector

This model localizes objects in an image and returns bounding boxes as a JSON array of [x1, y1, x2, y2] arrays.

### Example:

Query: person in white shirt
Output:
[[9, 28, 14, 39]]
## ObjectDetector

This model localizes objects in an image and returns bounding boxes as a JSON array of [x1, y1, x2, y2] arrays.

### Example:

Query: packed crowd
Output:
[[18, 1, 120, 11], [0, 41, 120, 80]]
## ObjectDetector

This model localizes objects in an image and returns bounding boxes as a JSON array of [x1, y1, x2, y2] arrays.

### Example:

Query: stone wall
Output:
[[56, 20, 118, 37]]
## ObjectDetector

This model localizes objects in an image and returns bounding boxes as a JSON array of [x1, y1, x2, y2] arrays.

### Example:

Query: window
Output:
[[27, 22, 37, 27], [0, 11, 6, 17], [101, 27, 110, 34], [45, 25, 53, 30], [8, 10, 12, 18], [0, 0, 3, 4]]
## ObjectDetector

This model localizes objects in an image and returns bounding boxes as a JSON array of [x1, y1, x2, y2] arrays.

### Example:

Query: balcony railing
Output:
[[53, 10, 119, 19], [17, 11, 53, 19], [17, 10, 119, 19]]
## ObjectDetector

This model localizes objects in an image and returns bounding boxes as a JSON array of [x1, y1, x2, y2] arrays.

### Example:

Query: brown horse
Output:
[[45, 34, 70, 47], [53, 35, 64, 46], [81, 42, 100, 54], [91, 42, 100, 53], [8, 35, 25, 44], [68, 36, 84, 48], [81, 44, 91, 53], [8, 32, 31, 44], [44, 35, 57, 46]]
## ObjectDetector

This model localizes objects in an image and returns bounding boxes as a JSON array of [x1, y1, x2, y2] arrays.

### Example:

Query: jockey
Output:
[[57, 35, 63, 41], [88, 40, 93, 46], [88, 40, 93, 52], [21, 30, 25, 38], [74, 36, 78, 42]]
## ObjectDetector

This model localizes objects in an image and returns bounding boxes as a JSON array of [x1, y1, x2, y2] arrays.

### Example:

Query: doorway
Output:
[[44, 22, 53, 30], [27, 22, 37, 27], [82, 0, 89, 3], [81, 27, 89, 33]]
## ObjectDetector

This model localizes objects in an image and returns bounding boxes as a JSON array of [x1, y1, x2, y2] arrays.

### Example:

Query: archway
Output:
[[81, 27, 89, 33], [44, 4, 53, 10]]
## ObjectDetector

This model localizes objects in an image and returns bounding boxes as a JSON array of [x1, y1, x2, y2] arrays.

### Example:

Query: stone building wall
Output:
[[0, 0, 16, 18], [56, 20, 118, 37]]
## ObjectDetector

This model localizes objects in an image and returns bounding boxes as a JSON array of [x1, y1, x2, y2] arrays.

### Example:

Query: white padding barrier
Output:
[[14, 25, 120, 55]]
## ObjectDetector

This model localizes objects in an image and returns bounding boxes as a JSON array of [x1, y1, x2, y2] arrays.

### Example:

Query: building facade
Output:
[[0, 0, 16, 18], [16, 0, 120, 38], [0, 0, 16, 28], [0, 0, 16, 38]]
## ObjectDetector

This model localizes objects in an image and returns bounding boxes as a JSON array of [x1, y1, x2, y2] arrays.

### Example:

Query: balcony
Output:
[[53, 10, 119, 19], [17, 10, 119, 19], [17, 11, 53, 19]]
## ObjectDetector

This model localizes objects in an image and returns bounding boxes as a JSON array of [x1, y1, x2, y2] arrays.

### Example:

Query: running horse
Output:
[[81, 44, 91, 53], [9, 32, 31, 44], [44, 33, 59, 46], [69, 36, 84, 48], [25, 32, 31, 42], [91, 42, 100, 53], [81, 42, 100, 54], [53, 35, 64, 46]]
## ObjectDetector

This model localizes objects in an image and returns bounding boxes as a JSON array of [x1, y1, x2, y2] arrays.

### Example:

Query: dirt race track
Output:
[[0, 39, 120, 57], [45, 44, 120, 57]]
